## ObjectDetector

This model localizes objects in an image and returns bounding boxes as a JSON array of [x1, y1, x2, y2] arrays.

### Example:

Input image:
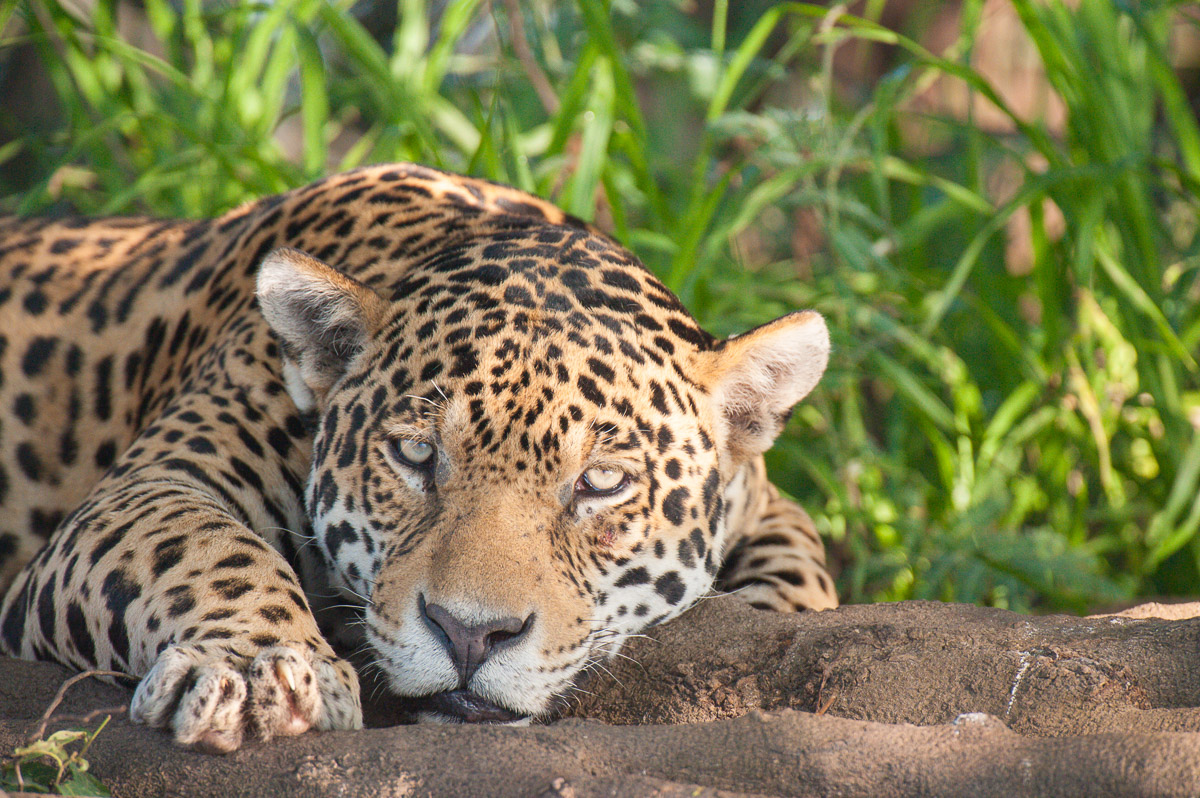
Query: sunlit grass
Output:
[[2, 0, 1198, 612]]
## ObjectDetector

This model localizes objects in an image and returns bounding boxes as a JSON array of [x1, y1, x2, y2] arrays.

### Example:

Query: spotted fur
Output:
[[0, 164, 835, 750]]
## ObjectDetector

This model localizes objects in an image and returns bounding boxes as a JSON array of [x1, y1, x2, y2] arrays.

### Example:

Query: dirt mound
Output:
[[5, 598, 1200, 796]]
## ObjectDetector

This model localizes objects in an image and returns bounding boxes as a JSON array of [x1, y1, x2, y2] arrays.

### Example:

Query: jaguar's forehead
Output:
[[374, 222, 712, 351], [350, 221, 715, 414]]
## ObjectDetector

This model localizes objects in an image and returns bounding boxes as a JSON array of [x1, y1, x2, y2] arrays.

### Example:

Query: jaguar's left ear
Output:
[[256, 248, 390, 411], [701, 310, 829, 466]]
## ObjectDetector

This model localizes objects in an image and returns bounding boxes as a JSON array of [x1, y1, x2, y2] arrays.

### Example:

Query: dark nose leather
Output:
[[419, 594, 533, 684]]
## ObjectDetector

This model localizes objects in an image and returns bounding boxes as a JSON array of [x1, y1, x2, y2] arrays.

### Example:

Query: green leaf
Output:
[[295, 24, 330, 178], [870, 351, 956, 433], [564, 58, 614, 219], [58, 768, 112, 797], [3, 759, 58, 792]]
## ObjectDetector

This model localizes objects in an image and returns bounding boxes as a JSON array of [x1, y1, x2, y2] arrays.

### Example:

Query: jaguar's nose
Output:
[[418, 594, 534, 684]]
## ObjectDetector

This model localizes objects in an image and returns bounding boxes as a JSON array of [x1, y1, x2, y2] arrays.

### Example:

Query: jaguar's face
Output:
[[308, 326, 732, 721], [257, 234, 829, 722]]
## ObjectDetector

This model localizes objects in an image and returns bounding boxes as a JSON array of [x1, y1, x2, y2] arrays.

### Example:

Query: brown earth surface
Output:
[[4, 596, 1200, 797]]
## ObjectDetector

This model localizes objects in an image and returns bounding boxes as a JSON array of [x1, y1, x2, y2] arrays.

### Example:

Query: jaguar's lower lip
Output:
[[404, 690, 526, 724]]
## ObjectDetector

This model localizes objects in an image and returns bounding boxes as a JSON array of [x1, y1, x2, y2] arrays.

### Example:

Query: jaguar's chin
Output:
[[400, 690, 531, 724]]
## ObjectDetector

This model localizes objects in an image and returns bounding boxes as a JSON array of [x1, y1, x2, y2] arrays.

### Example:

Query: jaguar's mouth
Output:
[[401, 690, 528, 724]]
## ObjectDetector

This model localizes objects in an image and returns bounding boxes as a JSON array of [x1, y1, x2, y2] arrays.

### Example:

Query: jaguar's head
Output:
[[256, 225, 828, 722]]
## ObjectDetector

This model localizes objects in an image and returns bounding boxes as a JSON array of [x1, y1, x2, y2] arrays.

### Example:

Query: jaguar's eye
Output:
[[576, 466, 628, 496], [392, 438, 434, 468]]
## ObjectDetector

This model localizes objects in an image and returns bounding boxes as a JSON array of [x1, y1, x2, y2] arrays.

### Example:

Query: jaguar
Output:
[[0, 163, 836, 752]]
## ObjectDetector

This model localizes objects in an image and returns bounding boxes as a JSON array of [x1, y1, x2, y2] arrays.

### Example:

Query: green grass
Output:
[[2, 0, 1198, 612]]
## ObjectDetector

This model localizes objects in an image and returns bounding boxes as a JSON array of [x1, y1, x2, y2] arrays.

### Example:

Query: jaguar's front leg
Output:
[[0, 444, 361, 753]]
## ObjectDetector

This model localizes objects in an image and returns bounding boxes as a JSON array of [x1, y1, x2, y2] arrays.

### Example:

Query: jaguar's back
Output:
[[0, 213, 210, 589]]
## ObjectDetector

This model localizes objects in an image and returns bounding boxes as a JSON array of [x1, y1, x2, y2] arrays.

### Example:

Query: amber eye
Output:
[[576, 466, 628, 496], [392, 438, 434, 468]]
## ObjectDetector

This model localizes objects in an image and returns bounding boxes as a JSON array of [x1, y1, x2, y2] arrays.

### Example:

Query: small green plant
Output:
[[2, 722, 112, 796], [0, 670, 127, 796]]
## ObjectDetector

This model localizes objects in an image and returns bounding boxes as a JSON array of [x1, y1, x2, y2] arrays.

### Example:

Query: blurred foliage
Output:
[[1, 0, 1199, 612]]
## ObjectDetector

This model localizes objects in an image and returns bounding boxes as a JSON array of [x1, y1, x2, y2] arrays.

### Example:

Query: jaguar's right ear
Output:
[[256, 248, 390, 411]]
